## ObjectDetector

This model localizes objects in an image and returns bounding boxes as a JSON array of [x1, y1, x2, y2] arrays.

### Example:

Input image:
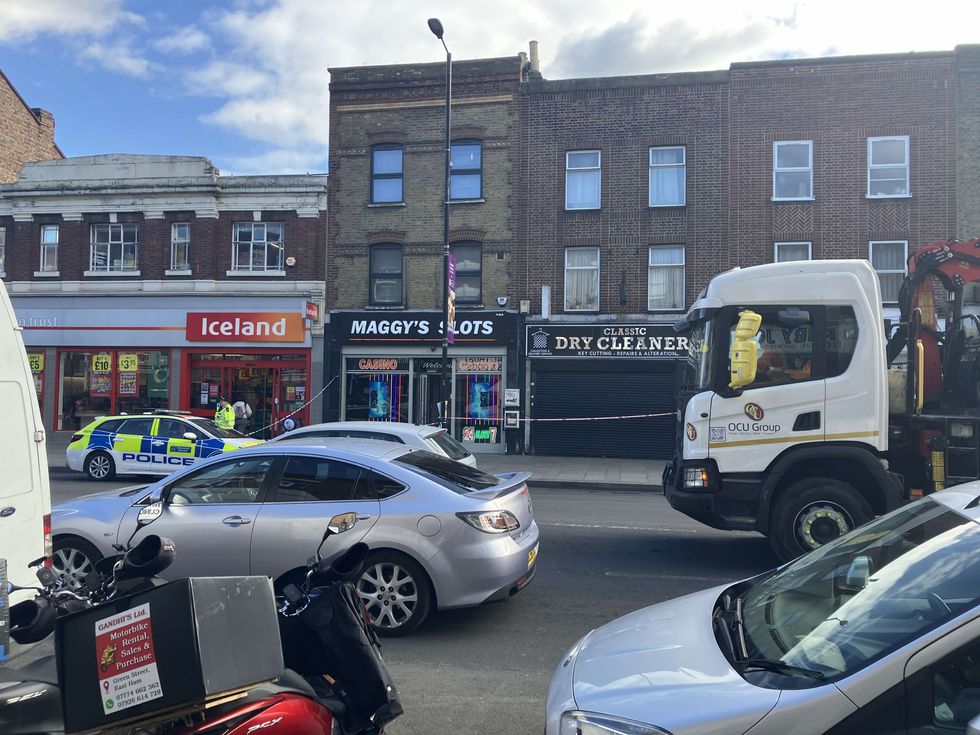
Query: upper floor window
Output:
[[565, 151, 600, 210], [0, 228, 5, 274], [869, 240, 907, 304], [564, 247, 599, 311], [40, 225, 59, 272], [450, 242, 481, 303], [868, 136, 910, 197], [90, 223, 139, 272], [370, 244, 403, 306], [773, 141, 813, 200], [171, 223, 190, 271], [774, 241, 812, 262], [648, 245, 685, 311], [649, 146, 686, 206], [371, 145, 403, 203], [232, 222, 283, 272], [450, 141, 482, 200]]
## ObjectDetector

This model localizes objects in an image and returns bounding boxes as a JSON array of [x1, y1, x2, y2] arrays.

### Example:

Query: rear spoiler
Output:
[[467, 472, 532, 500]]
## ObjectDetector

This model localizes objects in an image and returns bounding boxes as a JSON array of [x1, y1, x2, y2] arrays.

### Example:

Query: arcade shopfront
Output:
[[326, 311, 522, 454]]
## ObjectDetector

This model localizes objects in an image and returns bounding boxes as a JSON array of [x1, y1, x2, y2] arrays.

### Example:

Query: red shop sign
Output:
[[305, 302, 320, 321], [186, 312, 305, 342]]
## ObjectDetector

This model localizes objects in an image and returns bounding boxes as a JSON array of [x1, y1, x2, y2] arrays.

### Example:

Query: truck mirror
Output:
[[729, 310, 762, 389]]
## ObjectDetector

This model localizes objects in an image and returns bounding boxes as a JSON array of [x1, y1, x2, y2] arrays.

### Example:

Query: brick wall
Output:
[[0, 71, 62, 183]]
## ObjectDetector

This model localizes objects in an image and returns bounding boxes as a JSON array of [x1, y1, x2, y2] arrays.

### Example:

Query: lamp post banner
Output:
[[447, 253, 456, 345]]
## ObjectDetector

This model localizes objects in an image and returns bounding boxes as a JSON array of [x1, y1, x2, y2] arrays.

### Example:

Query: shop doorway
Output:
[[186, 352, 309, 438]]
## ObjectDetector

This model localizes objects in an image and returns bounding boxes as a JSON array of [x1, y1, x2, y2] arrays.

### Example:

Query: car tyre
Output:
[[357, 551, 432, 637], [85, 451, 116, 481], [52, 536, 103, 591], [769, 477, 873, 562]]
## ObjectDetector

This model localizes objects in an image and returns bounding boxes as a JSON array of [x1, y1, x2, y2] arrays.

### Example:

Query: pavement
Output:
[[45, 430, 668, 491]]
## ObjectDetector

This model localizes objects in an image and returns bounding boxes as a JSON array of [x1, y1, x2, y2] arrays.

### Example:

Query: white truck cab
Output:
[[0, 280, 52, 645]]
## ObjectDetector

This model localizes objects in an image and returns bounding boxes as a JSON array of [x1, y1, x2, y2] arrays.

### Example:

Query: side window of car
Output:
[[165, 457, 273, 505], [372, 433, 405, 444], [368, 470, 406, 500], [270, 457, 363, 503], [118, 418, 155, 436], [93, 418, 125, 434], [157, 419, 191, 439], [932, 639, 980, 730]]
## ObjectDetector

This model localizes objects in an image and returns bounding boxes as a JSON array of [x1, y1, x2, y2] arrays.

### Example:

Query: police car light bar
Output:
[[141, 409, 194, 415]]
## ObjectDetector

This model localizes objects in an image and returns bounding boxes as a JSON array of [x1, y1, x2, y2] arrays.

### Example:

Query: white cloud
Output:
[[184, 61, 275, 97], [0, 0, 142, 42], [79, 41, 155, 79], [153, 25, 211, 55], [217, 146, 327, 176]]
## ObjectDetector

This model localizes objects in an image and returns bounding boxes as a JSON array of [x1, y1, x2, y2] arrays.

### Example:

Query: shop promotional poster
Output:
[[368, 380, 391, 419]]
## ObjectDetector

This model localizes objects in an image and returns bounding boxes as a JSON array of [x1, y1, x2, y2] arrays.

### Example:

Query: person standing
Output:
[[215, 396, 235, 430], [232, 396, 253, 433]]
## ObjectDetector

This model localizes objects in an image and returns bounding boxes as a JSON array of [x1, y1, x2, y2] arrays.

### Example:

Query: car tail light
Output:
[[43, 513, 52, 567], [456, 510, 520, 533], [69, 434, 82, 443]]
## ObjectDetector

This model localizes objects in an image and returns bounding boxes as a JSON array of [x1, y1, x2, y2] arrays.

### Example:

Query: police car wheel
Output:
[[85, 451, 116, 481]]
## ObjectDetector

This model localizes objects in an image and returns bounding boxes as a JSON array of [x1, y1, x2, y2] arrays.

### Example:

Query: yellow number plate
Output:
[[527, 544, 539, 569]]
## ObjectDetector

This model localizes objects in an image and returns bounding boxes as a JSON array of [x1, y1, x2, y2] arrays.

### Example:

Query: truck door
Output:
[[708, 305, 825, 472]]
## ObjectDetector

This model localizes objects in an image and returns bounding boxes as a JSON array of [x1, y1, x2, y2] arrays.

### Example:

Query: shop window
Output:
[[867, 136, 910, 197], [371, 145, 403, 204], [450, 140, 482, 200], [345, 362, 409, 423], [451, 242, 482, 303], [648, 245, 685, 311], [369, 244, 403, 306], [171, 223, 190, 271], [28, 352, 44, 417], [564, 247, 599, 312], [39, 225, 59, 272], [271, 457, 365, 502], [455, 356, 502, 445], [232, 222, 284, 272], [649, 146, 686, 206], [90, 224, 139, 273], [775, 241, 812, 262], [773, 141, 813, 200], [565, 150, 601, 210], [869, 240, 907, 304]]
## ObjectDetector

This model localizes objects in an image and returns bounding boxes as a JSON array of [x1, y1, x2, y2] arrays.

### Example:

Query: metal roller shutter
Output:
[[530, 367, 676, 458]]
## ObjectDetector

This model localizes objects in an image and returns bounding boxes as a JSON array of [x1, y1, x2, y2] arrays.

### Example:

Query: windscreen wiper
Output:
[[739, 658, 827, 680]]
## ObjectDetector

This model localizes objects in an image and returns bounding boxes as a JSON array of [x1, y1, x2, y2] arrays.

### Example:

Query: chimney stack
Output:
[[529, 40, 540, 73]]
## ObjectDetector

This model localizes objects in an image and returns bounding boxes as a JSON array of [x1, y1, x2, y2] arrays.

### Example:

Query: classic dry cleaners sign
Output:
[[527, 324, 689, 358]]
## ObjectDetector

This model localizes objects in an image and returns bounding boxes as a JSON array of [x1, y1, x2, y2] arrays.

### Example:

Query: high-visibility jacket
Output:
[[215, 404, 236, 430]]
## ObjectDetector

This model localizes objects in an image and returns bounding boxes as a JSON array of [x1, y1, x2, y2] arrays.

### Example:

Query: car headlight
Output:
[[560, 711, 672, 735], [683, 466, 709, 489]]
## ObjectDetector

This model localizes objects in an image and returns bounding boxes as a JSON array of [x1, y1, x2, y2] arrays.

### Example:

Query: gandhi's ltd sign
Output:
[[526, 324, 688, 358]]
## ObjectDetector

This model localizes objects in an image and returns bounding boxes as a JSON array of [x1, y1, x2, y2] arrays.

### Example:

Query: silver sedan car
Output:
[[547, 486, 980, 734], [52, 439, 539, 635]]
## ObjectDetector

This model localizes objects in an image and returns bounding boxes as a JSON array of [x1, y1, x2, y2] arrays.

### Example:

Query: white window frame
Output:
[[170, 223, 191, 272], [774, 241, 813, 262], [869, 240, 908, 304], [647, 245, 686, 311], [565, 150, 601, 210], [648, 146, 686, 207], [89, 223, 139, 273], [772, 140, 814, 201], [867, 136, 910, 198], [231, 222, 285, 273], [39, 225, 59, 272], [0, 227, 5, 276], [564, 246, 600, 312]]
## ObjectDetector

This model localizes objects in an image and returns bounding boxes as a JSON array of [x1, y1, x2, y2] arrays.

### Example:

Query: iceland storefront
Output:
[[525, 322, 688, 459], [325, 311, 522, 454]]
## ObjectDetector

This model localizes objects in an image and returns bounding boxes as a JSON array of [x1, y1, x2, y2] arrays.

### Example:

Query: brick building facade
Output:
[[0, 70, 63, 183], [0, 155, 327, 436]]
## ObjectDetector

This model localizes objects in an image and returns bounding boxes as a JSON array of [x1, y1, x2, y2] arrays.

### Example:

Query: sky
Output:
[[1, 0, 978, 176]]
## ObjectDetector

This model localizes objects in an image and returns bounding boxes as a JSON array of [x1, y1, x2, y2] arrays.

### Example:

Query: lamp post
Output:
[[428, 17, 452, 427]]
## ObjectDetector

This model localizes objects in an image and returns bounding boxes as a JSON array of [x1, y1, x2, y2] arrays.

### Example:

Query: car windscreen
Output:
[[393, 450, 498, 493], [425, 430, 471, 461], [187, 417, 244, 439], [738, 499, 980, 682]]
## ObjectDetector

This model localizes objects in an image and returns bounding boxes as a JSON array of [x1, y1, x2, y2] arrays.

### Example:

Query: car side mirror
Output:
[[182, 432, 198, 441], [327, 512, 357, 536], [136, 502, 164, 529]]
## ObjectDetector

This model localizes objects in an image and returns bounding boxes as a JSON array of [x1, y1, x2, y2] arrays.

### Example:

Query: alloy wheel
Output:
[[88, 454, 112, 479], [357, 561, 419, 630], [52, 546, 95, 590]]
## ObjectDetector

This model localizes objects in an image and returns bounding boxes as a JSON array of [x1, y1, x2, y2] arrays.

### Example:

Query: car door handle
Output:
[[222, 515, 252, 527], [357, 515, 372, 521]]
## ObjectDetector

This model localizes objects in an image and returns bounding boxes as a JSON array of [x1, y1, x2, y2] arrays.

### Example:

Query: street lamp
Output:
[[428, 17, 452, 427]]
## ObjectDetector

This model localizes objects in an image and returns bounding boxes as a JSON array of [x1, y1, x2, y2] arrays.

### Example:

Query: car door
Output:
[[250, 454, 380, 578], [118, 454, 274, 578], [156, 418, 198, 472], [113, 417, 158, 474]]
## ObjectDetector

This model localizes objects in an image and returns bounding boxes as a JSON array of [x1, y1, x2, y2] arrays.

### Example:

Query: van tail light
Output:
[[69, 434, 82, 443], [43, 513, 52, 566]]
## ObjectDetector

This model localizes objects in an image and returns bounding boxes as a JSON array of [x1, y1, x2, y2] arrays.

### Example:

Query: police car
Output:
[[66, 410, 264, 480]]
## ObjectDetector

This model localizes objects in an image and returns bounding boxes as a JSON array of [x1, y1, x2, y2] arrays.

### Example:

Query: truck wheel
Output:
[[769, 478, 872, 562]]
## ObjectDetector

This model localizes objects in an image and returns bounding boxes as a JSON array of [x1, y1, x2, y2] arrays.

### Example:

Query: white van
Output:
[[0, 281, 51, 608]]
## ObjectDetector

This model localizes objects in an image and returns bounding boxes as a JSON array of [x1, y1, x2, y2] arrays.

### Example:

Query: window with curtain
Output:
[[370, 244, 403, 306], [0, 227, 5, 273], [90, 224, 139, 272], [775, 241, 812, 262], [565, 151, 601, 210], [649, 146, 686, 206], [773, 141, 813, 200], [868, 136, 909, 197], [40, 225, 59, 272], [171, 223, 190, 271], [564, 247, 599, 311], [232, 222, 283, 272], [648, 245, 685, 310], [450, 242, 482, 303], [371, 145, 404, 203], [869, 240, 907, 303], [450, 141, 482, 200]]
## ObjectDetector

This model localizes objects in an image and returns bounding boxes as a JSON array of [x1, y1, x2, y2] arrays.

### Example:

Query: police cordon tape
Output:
[[245, 375, 339, 437], [515, 411, 676, 423]]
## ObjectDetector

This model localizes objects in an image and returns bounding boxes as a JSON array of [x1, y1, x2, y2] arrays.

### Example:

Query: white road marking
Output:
[[605, 571, 735, 583], [538, 521, 702, 533]]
